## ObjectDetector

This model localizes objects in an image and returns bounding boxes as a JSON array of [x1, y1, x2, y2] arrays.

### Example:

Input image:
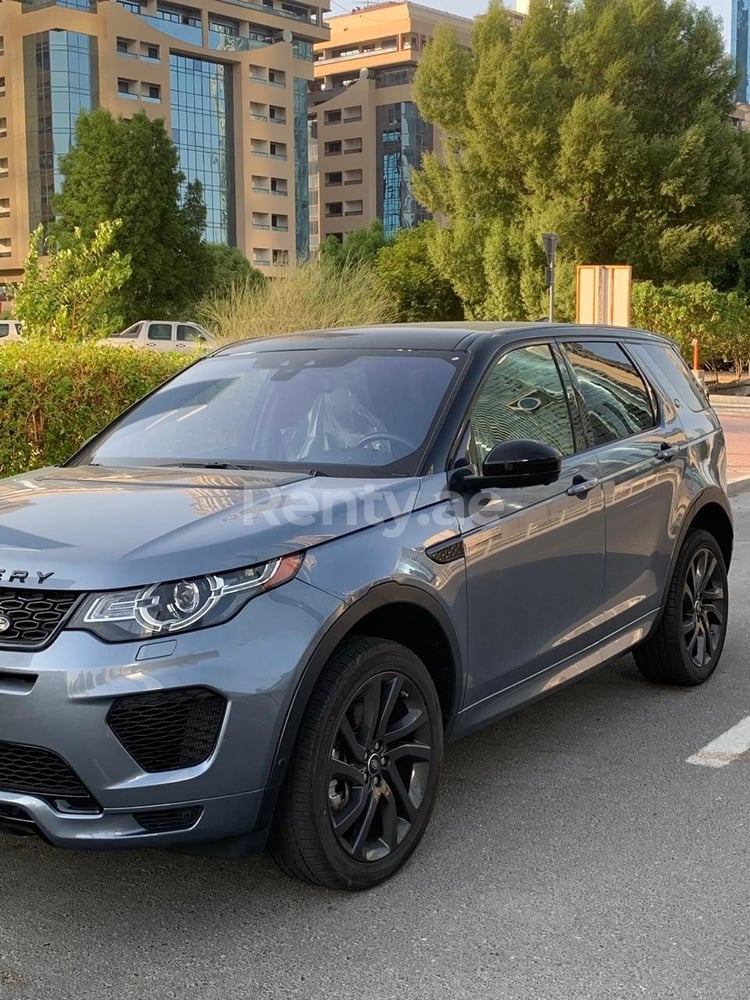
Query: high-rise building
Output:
[[0, 0, 330, 282], [307, 2, 473, 251], [732, 0, 750, 103], [308, 2, 524, 252]]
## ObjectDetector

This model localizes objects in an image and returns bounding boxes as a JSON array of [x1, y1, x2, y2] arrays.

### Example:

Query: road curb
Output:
[[728, 476, 750, 497]]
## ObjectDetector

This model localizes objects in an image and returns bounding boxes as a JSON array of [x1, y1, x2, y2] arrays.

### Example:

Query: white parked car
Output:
[[99, 320, 214, 353], [0, 320, 22, 344]]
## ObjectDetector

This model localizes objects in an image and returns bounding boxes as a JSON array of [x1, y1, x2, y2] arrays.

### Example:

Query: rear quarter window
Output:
[[636, 343, 709, 413]]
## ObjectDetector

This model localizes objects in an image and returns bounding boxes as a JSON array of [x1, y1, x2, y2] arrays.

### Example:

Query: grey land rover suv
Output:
[[0, 323, 732, 890]]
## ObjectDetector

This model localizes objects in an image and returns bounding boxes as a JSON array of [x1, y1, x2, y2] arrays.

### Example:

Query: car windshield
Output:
[[110, 323, 142, 339], [76, 348, 464, 475]]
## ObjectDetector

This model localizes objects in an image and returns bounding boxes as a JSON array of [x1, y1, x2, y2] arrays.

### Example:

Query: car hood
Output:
[[0, 465, 423, 591]]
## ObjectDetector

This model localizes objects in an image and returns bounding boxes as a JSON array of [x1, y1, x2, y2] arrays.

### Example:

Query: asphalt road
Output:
[[3, 501, 750, 1000]]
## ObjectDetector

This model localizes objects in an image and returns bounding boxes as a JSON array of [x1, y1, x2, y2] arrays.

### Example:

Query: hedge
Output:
[[0, 342, 192, 477]]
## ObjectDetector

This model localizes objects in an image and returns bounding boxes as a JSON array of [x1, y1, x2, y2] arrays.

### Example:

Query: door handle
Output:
[[567, 475, 599, 498], [656, 443, 678, 462]]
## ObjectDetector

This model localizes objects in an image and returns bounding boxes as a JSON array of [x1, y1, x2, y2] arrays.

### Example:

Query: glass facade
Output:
[[733, 0, 750, 102], [170, 54, 235, 245], [376, 101, 433, 238], [23, 30, 98, 230], [23, 0, 96, 10], [294, 77, 310, 259]]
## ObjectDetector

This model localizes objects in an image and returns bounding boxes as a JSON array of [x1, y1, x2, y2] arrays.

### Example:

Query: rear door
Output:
[[559, 338, 688, 634]]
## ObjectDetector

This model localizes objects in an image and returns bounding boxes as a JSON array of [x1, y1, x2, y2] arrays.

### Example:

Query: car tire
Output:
[[634, 529, 729, 686], [270, 637, 444, 890]]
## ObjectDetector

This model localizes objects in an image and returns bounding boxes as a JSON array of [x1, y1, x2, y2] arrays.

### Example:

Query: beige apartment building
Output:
[[308, 1, 523, 250], [0, 0, 330, 282]]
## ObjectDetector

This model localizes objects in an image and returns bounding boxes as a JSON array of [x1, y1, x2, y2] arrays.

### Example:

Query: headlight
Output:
[[69, 554, 302, 642]]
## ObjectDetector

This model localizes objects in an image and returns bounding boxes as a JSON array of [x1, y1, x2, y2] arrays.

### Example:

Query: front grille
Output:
[[133, 806, 203, 833], [0, 589, 79, 649], [0, 740, 100, 812], [107, 687, 226, 773]]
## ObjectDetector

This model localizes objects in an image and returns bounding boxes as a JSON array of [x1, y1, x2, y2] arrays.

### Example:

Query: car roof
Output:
[[215, 322, 672, 355]]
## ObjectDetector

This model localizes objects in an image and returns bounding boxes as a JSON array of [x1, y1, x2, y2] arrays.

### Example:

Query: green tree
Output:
[[54, 109, 209, 321], [320, 220, 392, 272], [14, 221, 131, 341], [376, 224, 464, 321], [203, 244, 266, 297], [414, 0, 748, 320]]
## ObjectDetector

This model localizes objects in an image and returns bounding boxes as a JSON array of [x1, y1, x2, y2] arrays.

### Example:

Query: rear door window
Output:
[[177, 324, 203, 342], [562, 341, 656, 446]]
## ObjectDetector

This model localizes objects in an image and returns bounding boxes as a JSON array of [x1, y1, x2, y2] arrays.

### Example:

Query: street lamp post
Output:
[[542, 233, 559, 322]]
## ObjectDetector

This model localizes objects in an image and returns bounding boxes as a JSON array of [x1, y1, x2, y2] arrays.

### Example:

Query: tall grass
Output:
[[196, 261, 397, 345]]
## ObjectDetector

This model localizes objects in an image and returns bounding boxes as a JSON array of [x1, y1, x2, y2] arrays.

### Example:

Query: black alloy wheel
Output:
[[271, 637, 443, 890], [326, 671, 433, 863], [634, 529, 729, 686], [681, 545, 727, 671]]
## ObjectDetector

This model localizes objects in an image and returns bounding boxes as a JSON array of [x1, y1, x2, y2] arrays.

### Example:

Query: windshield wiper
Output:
[[161, 461, 274, 471]]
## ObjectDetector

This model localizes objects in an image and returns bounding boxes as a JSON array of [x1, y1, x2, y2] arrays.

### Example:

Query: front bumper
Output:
[[0, 579, 341, 851]]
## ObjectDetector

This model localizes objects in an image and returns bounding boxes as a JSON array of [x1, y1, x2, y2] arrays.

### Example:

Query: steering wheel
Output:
[[356, 432, 415, 452]]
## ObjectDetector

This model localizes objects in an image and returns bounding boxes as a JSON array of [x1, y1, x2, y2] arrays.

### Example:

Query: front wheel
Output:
[[271, 637, 443, 890], [634, 529, 729, 686]]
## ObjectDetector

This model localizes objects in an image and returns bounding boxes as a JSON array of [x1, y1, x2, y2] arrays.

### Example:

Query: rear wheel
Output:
[[634, 529, 728, 686], [271, 637, 443, 890]]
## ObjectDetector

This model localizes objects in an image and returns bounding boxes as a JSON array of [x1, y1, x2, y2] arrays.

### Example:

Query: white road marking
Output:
[[687, 715, 750, 768]]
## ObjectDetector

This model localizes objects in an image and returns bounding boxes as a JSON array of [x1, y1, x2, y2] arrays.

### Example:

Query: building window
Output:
[[0, 159, 8, 178], [117, 0, 142, 11], [249, 65, 267, 83], [0, 118, 6, 139], [0, 238, 11, 258], [270, 105, 287, 124], [118, 78, 137, 98], [0, 37, 4, 57], [325, 109, 342, 126], [343, 138, 363, 154], [116, 38, 133, 55], [271, 213, 288, 231], [375, 66, 417, 89], [326, 202, 343, 218], [272, 249, 289, 266], [0, 78, 5, 98], [143, 83, 161, 102], [343, 106, 362, 123], [23, 30, 99, 231], [170, 53, 236, 244], [325, 171, 342, 187], [271, 177, 287, 195], [142, 43, 160, 61], [270, 141, 287, 160], [250, 102, 268, 121], [269, 69, 286, 88], [292, 38, 313, 61], [153, 4, 203, 46], [377, 101, 433, 237], [0, 198, 9, 217], [324, 141, 342, 156], [345, 200, 363, 217], [252, 175, 269, 193]]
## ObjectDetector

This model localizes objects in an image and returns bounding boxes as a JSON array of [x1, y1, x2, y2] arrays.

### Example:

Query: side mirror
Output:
[[451, 439, 562, 492]]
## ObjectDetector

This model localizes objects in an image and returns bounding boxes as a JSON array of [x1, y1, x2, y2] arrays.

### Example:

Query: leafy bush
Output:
[[376, 224, 464, 322], [632, 281, 750, 376], [0, 342, 190, 477], [197, 260, 397, 344]]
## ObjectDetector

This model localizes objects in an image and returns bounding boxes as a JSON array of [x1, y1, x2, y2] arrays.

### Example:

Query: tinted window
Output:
[[639, 343, 708, 413], [147, 323, 173, 342], [81, 350, 462, 475], [0, 323, 8, 338], [177, 324, 204, 342], [563, 341, 655, 445], [469, 344, 575, 463]]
